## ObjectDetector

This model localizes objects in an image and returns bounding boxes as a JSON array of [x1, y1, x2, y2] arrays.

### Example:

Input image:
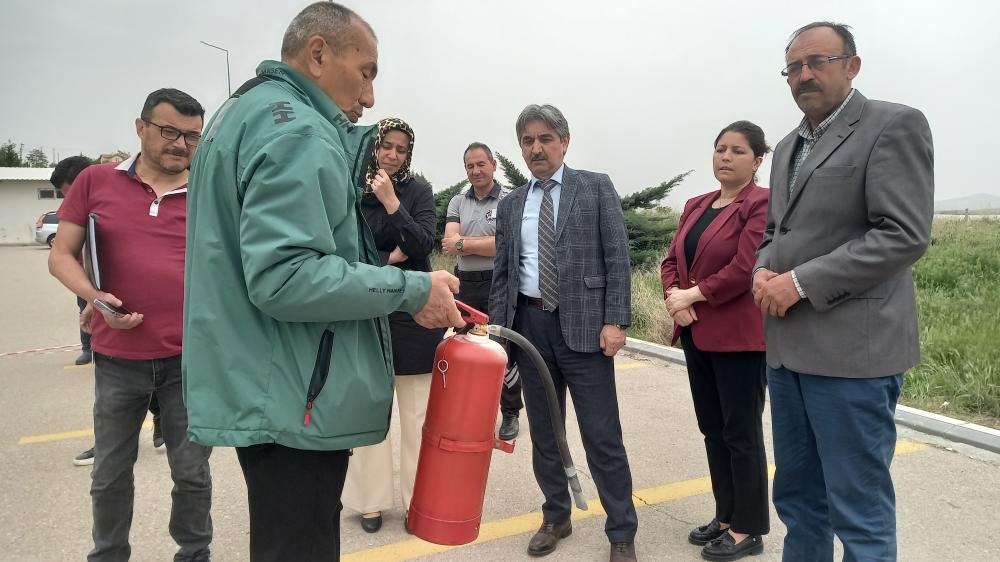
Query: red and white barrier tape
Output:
[[0, 344, 80, 359]]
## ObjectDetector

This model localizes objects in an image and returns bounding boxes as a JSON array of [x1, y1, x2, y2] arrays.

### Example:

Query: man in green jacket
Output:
[[184, 3, 463, 560]]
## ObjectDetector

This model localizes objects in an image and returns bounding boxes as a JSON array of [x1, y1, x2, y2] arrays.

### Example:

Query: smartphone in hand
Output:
[[94, 299, 132, 318]]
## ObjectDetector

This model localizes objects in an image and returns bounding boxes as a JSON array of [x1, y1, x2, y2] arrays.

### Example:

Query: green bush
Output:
[[433, 179, 468, 240]]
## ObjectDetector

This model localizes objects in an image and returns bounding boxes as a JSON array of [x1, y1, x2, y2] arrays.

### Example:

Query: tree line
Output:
[[0, 140, 55, 168]]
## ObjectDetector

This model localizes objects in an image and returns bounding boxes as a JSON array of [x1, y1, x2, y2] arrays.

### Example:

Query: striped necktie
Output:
[[537, 179, 559, 311]]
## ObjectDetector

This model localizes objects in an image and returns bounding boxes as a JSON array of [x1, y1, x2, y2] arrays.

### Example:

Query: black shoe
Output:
[[361, 513, 382, 533], [701, 532, 763, 561], [610, 541, 637, 561], [499, 411, 519, 440], [75, 351, 93, 365], [73, 447, 95, 466], [152, 417, 165, 451], [527, 519, 572, 556], [689, 518, 727, 545]]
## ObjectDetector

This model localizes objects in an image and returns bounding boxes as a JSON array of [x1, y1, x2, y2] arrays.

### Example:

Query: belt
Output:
[[518, 293, 556, 312], [455, 269, 493, 281]]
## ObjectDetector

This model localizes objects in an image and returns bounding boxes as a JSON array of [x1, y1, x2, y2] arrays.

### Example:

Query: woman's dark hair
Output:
[[714, 121, 771, 158]]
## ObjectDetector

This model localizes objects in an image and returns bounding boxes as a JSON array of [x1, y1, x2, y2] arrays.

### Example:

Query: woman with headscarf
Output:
[[342, 118, 445, 533]]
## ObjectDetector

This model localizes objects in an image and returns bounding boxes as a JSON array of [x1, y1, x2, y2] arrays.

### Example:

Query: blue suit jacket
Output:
[[489, 166, 631, 353]]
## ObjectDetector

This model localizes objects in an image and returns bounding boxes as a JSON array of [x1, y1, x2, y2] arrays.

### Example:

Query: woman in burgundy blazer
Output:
[[659, 121, 771, 561]]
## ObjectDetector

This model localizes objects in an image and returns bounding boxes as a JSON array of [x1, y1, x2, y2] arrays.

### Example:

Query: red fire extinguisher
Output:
[[406, 302, 587, 546]]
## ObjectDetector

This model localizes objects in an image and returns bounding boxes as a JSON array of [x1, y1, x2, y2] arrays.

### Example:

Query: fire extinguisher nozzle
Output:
[[566, 470, 589, 511]]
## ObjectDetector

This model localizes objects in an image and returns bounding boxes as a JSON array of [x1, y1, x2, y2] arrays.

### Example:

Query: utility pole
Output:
[[199, 40, 232, 96]]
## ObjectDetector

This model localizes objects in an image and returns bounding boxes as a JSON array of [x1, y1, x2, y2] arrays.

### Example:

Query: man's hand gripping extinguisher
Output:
[[406, 301, 587, 545]]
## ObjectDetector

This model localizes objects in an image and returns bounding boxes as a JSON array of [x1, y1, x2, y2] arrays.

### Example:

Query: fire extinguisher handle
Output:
[[455, 300, 489, 325]]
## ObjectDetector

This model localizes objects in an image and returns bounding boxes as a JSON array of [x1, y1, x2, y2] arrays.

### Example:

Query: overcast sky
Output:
[[1, 0, 995, 207]]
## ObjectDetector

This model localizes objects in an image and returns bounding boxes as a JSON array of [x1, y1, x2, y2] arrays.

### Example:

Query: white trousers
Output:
[[342, 373, 432, 514]]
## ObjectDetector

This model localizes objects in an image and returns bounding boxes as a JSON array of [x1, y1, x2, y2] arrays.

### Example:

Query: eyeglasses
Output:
[[143, 119, 202, 145], [781, 54, 853, 78]]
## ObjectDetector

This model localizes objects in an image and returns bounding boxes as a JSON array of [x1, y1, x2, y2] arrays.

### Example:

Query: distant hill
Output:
[[934, 193, 1000, 212]]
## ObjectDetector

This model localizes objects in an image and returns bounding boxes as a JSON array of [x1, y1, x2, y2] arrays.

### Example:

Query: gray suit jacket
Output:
[[489, 166, 631, 353], [755, 91, 934, 377]]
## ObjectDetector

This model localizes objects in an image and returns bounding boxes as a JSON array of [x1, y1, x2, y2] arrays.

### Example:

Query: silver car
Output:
[[35, 211, 59, 247]]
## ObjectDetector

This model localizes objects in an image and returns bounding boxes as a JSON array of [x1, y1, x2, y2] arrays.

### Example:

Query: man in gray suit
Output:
[[753, 22, 933, 562], [490, 104, 638, 562]]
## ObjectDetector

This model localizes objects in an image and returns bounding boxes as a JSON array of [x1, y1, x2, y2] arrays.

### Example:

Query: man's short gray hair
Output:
[[515, 104, 570, 141], [786, 21, 856, 56], [281, 1, 376, 60]]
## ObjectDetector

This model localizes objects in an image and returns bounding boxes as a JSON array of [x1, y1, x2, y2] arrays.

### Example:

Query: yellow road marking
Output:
[[343, 440, 929, 561], [18, 420, 152, 445], [894, 439, 928, 455], [614, 362, 647, 370]]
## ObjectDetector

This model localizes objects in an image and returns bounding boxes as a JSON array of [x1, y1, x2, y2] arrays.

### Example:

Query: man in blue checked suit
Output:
[[489, 104, 638, 562]]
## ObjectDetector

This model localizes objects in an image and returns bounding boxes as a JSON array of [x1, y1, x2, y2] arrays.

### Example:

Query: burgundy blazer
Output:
[[660, 181, 769, 352]]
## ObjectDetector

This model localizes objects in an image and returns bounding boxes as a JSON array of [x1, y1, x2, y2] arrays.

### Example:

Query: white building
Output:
[[0, 167, 62, 245]]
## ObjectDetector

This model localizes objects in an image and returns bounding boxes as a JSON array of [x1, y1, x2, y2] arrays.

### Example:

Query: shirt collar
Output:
[[465, 181, 503, 200], [114, 153, 140, 177], [798, 88, 856, 141], [529, 164, 566, 191], [113, 152, 189, 195]]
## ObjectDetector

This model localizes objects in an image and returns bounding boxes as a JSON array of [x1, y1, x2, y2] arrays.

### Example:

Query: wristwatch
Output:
[[455, 239, 465, 252]]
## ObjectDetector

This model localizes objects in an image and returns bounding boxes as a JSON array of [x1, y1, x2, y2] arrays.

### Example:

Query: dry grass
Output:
[[628, 265, 673, 346]]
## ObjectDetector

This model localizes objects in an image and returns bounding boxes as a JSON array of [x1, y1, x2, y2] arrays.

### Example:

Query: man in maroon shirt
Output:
[[50, 155, 164, 468], [49, 88, 212, 562]]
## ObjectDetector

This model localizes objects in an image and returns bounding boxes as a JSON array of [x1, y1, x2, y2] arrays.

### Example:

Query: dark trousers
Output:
[[236, 444, 350, 562], [77, 296, 92, 352], [512, 304, 638, 543], [77, 299, 159, 420], [768, 366, 903, 562], [456, 275, 523, 413], [680, 331, 769, 535], [90, 354, 212, 562]]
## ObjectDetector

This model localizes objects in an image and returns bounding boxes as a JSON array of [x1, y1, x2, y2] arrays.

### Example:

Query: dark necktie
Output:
[[537, 179, 559, 311]]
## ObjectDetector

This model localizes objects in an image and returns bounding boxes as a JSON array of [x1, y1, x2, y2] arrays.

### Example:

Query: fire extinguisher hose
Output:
[[487, 324, 589, 511]]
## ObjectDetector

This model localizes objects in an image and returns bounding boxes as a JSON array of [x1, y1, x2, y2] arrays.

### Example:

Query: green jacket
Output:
[[183, 61, 431, 450]]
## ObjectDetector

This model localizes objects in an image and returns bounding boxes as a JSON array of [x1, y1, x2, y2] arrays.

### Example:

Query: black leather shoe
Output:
[[689, 518, 727, 545], [499, 411, 519, 440], [527, 519, 572, 556], [610, 541, 637, 561], [75, 351, 93, 365], [361, 513, 382, 533], [701, 532, 763, 561]]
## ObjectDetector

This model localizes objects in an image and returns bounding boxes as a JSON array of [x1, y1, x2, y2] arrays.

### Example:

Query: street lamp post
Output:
[[199, 40, 231, 97]]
